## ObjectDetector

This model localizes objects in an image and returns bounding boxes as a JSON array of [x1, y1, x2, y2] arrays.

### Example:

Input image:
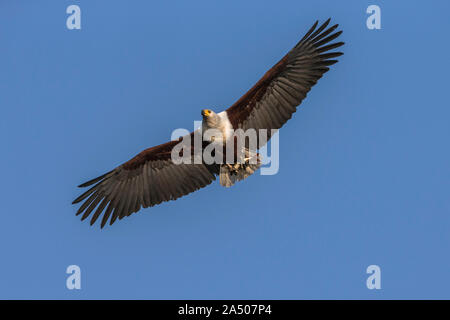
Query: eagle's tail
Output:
[[219, 149, 262, 187]]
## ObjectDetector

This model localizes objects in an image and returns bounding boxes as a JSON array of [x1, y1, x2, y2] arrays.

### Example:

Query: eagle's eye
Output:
[[201, 109, 211, 117]]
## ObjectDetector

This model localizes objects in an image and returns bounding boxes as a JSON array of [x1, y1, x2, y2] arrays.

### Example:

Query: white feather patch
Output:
[[217, 111, 233, 141]]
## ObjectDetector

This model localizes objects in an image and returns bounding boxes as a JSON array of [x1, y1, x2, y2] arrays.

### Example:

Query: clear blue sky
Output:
[[1, 0, 449, 299]]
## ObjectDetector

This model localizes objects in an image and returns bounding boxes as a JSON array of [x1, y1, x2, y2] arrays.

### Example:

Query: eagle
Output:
[[73, 19, 344, 228]]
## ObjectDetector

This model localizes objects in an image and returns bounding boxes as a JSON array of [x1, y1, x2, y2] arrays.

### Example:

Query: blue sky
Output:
[[1, 0, 449, 299]]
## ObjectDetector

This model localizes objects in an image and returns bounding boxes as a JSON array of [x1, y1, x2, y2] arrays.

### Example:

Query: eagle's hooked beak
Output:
[[201, 109, 211, 117]]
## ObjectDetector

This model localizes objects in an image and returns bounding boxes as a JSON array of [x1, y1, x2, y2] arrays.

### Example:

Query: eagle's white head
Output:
[[201, 109, 220, 128]]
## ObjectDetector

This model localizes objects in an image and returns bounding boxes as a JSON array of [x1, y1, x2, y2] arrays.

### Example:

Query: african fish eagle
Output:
[[73, 19, 344, 227]]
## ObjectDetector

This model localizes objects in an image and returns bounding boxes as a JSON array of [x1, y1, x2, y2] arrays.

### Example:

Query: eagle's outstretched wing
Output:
[[226, 19, 344, 146], [73, 135, 219, 228]]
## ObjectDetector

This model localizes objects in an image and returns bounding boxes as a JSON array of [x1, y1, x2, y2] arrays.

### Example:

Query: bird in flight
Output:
[[73, 19, 344, 228]]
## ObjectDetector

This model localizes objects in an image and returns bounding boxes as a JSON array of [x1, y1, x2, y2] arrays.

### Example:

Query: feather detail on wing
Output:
[[226, 19, 344, 147], [72, 135, 218, 228]]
